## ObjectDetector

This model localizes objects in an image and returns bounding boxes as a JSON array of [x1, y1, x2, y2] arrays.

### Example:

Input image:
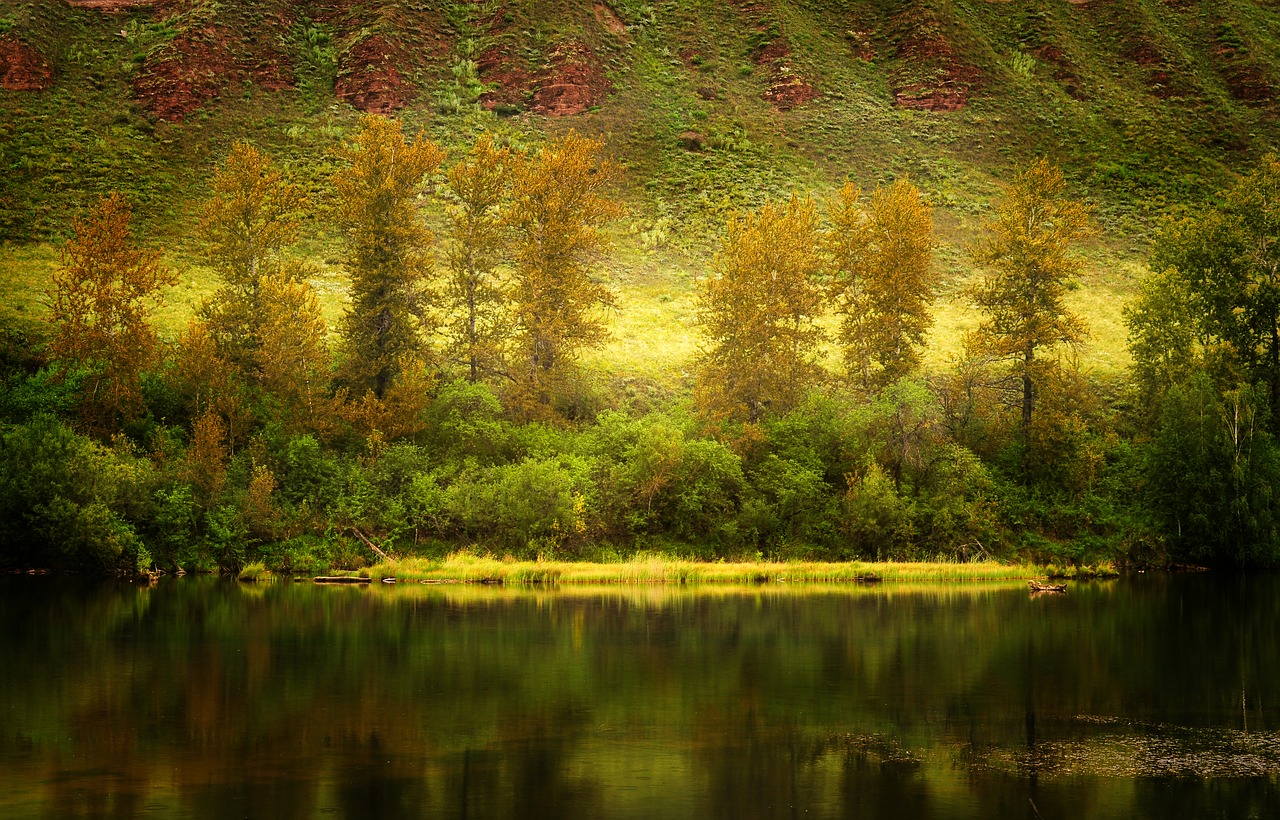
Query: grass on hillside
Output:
[[7, 0, 1278, 384]]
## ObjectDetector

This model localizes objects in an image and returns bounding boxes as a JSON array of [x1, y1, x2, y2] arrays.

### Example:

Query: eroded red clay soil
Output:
[[731, 0, 818, 111], [63, 0, 162, 11], [132, 24, 293, 121], [1212, 42, 1273, 103], [890, 9, 981, 112], [530, 42, 610, 115], [0, 37, 53, 92], [94, 0, 441, 119], [1037, 45, 1086, 100], [333, 33, 415, 115], [477, 4, 612, 116]]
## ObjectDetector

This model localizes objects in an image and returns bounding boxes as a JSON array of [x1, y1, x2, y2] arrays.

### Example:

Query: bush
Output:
[[0, 415, 150, 572], [446, 457, 592, 554], [421, 381, 518, 465], [841, 463, 914, 560], [742, 454, 838, 551]]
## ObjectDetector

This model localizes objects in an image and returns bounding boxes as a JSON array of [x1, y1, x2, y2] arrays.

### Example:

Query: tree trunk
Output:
[[1270, 309, 1279, 428], [1022, 345, 1034, 436]]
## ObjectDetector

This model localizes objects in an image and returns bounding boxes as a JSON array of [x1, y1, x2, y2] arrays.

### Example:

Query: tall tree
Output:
[[1123, 266, 1206, 418], [506, 132, 621, 416], [198, 141, 306, 369], [969, 159, 1091, 437], [334, 116, 444, 398], [48, 193, 175, 434], [256, 274, 335, 434], [827, 178, 935, 390], [695, 194, 825, 423], [443, 134, 515, 383], [1151, 154, 1280, 426]]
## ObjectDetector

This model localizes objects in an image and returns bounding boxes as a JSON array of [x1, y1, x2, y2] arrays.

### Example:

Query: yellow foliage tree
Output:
[[197, 141, 306, 371], [506, 132, 621, 417], [339, 356, 435, 451], [171, 320, 253, 450], [334, 115, 445, 398], [443, 134, 515, 383], [48, 193, 176, 435], [185, 408, 229, 503], [256, 273, 337, 435], [695, 194, 826, 423], [970, 158, 1091, 436], [827, 178, 935, 390]]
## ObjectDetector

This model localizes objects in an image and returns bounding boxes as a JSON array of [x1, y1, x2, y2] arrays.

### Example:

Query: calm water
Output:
[[1, 574, 1278, 819]]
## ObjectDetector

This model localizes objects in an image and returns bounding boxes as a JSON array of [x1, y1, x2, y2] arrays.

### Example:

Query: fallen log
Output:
[[1028, 580, 1067, 593], [314, 576, 372, 584], [349, 528, 391, 562]]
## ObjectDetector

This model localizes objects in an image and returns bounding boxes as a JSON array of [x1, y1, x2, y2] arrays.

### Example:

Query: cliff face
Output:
[[1, 0, 1278, 242], [12, 0, 1277, 119]]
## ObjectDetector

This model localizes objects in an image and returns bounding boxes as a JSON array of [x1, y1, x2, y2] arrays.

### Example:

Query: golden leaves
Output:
[[695, 193, 825, 423], [198, 141, 305, 293], [335, 115, 445, 398], [48, 193, 175, 434], [505, 132, 622, 419], [443, 134, 516, 383], [828, 178, 935, 390], [969, 158, 1093, 434]]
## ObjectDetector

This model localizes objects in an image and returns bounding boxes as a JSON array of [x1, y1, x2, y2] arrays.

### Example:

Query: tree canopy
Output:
[[695, 194, 825, 424], [827, 178, 934, 391], [48, 193, 175, 434], [970, 159, 1091, 437], [334, 115, 445, 398]]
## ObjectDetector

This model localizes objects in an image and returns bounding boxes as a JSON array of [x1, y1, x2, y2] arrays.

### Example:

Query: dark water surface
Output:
[[2, 574, 1278, 819]]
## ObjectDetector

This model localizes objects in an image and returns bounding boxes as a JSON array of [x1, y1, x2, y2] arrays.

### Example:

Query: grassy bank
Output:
[[338, 554, 1117, 586]]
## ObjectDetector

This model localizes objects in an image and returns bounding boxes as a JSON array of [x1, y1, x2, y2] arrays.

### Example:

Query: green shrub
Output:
[[0, 415, 149, 572], [447, 457, 592, 554], [743, 454, 838, 550], [841, 463, 914, 561]]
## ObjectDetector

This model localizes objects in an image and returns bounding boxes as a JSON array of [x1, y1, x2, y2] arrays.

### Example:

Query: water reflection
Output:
[[1, 575, 1278, 818]]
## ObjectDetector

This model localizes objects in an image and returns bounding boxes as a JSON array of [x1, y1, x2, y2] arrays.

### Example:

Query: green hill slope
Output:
[[2, 0, 1279, 387]]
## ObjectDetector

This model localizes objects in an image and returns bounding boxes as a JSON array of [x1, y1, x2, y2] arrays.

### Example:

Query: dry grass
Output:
[[355, 552, 1110, 586]]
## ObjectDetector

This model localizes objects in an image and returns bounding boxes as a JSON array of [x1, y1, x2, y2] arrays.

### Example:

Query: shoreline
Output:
[[299, 555, 1120, 585]]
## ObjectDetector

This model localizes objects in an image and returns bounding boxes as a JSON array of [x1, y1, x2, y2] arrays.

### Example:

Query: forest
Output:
[[5, 0, 1280, 576], [3, 111, 1280, 576]]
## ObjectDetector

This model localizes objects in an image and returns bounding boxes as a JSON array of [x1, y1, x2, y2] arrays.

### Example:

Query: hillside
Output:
[[2, 0, 1279, 389]]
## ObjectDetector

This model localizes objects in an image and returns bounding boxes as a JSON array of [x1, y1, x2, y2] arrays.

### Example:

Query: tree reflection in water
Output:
[[1, 575, 1278, 819]]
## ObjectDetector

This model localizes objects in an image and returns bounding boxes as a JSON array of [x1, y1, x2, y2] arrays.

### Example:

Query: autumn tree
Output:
[[334, 115, 445, 398], [256, 274, 336, 434], [969, 159, 1091, 438], [1150, 154, 1280, 426], [695, 194, 825, 423], [827, 178, 935, 390], [48, 193, 176, 434], [198, 141, 306, 370], [443, 134, 515, 383], [506, 132, 621, 416], [170, 320, 253, 450]]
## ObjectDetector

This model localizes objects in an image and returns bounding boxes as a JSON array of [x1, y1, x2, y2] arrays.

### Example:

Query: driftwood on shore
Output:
[[348, 528, 391, 562], [1028, 580, 1067, 593], [313, 576, 372, 584]]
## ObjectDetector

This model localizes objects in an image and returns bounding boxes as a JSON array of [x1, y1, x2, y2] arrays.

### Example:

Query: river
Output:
[[1, 573, 1277, 818]]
